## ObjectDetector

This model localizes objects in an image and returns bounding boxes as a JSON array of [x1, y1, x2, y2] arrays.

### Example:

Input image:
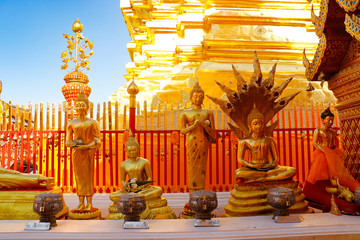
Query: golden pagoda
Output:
[[111, 0, 334, 106]]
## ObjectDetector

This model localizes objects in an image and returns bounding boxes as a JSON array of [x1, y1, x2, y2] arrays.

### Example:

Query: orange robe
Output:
[[307, 146, 360, 192], [68, 119, 100, 196]]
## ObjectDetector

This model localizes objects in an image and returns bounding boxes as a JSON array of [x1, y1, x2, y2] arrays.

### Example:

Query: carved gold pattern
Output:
[[303, 33, 327, 81], [341, 38, 360, 67], [328, 60, 360, 104], [312, 0, 329, 38], [335, 0, 360, 12], [340, 118, 360, 181], [303, 0, 352, 82], [345, 14, 360, 41]]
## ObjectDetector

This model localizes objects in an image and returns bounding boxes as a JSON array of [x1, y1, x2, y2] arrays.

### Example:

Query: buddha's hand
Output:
[[257, 163, 275, 170], [196, 115, 209, 126], [238, 158, 261, 169], [127, 184, 146, 193], [258, 159, 278, 170], [74, 144, 90, 150]]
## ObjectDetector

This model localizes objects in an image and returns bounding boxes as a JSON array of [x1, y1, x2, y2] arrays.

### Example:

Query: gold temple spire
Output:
[[61, 18, 93, 72]]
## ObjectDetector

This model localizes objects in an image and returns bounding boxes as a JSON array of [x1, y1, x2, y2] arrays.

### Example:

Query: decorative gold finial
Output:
[[190, 80, 204, 97], [247, 104, 264, 126], [61, 19, 93, 72], [75, 86, 89, 108], [127, 80, 139, 109], [72, 18, 83, 33], [127, 80, 139, 95], [125, 130, 139, 149]]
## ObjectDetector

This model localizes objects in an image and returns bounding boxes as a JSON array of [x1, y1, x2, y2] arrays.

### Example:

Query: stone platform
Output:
[[0, 193, 359, 239], [1, 213, 360, 240]]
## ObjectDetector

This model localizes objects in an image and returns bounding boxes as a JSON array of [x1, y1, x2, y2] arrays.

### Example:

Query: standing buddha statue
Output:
[[107, 131, 176, 219], [180, 81, 216, 192], [208, 52, 309, 216], [65, 88, 102, 219]]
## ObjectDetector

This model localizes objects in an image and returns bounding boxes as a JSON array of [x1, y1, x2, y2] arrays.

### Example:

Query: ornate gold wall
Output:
[[302, 0, 360, 181], [328, 38, 360, 180], [113, 0, 332, 106]]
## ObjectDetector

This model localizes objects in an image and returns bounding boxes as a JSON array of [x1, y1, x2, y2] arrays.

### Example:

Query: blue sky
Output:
[[0, 0, 131, 105]]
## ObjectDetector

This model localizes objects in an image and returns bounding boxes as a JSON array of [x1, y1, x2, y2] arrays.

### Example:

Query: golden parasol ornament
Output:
[[61, 18, 93, 72]]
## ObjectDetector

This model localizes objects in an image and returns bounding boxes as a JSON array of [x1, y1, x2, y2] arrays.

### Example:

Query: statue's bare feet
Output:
[[39, 176, 54, 189], [76, 203, 85, 211], [83, 203, 92, 211]]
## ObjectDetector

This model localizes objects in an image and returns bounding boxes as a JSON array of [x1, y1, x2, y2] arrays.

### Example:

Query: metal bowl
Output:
[[189, 190, 218, 220], [267, 187, 295, 219], [117, 193, 146, 222], [33, 193, 63, 227]]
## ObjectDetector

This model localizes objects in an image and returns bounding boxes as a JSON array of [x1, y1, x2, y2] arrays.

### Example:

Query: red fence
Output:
[[0, 127, 334, 193], [0, 101, 339, 193]]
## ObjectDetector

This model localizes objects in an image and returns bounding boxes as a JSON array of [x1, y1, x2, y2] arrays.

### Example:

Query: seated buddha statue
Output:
[[0, 167, 54, 190], [304, 108, 360, 214], [207, 52, 309, 216], [307, 108, 360, 192], [107, 131, 176, 219], [236, 105, 296, 183]]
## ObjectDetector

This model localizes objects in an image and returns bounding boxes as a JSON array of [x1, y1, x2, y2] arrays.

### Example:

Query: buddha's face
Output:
[[75, 100, 88, 116], [191, 92, 204, 106], [322, 116, 334, 128], [250, 118, 265, 135], [127, 145, 139, 159]]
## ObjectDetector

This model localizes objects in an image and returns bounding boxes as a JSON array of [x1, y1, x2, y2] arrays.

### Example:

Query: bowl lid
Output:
[[34, 192, 62, 201], [268, 187, 294, 195], [190, 190, 217, 199], [119, 192, 145, 202]]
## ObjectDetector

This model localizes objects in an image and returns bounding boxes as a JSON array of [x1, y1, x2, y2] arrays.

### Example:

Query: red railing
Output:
[[0, 100, 340, 193], [0, 127, 330, 193]]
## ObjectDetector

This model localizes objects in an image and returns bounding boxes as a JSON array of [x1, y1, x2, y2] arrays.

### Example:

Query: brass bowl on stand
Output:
[[267, 187, 295, 220], [189, 190, 219, 227], [33, 193, 63, 227], [117, 192, 146, 222]]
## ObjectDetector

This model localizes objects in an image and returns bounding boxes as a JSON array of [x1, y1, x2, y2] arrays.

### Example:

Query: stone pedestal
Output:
[[223, 179, 309, 217], [0, 187, 68, 220]]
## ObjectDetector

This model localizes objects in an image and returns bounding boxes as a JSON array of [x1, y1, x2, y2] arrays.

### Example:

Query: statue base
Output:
[[107, 197, 176, 220], [0, 187, 68, 220], [223, 179, 310, 217], [303, 180, 360, 215], [180, 203, 196, 219], [68, 208, 101, 220]]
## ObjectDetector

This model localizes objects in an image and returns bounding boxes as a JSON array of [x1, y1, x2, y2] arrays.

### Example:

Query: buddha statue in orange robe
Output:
[[307, 108, 360, 193]]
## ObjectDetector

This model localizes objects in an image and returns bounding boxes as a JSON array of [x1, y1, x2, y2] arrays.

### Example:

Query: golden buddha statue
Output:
[[0, 168, 54, 190], [307, 108, 360, 192], [180, 81, 216, 192], [0, 169, 68, 220], [107, 131, 176, 219], [65, 88, 101, 219], [208, 52, 309, 216], [304, 109, 360, 213], [235, 105, 296, 183]]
